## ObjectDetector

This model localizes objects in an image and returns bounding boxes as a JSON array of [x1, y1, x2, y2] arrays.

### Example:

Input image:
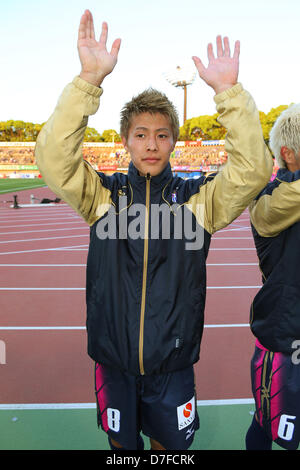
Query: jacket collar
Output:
[[128, 161, 173, 187], [276, 168, 300, 183]]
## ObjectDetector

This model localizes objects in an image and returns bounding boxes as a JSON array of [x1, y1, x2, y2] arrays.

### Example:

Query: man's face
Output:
[[281, 146, 300, 172], [121, 112, 176, 177]]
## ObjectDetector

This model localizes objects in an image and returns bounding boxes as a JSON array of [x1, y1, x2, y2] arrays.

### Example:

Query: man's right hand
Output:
[[192, 36, 240, 95], [78, 10, 121, 87]]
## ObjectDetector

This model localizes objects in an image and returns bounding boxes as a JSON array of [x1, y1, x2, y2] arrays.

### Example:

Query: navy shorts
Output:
[[95, 363, 199, 450], [251, 339, 300, 450]]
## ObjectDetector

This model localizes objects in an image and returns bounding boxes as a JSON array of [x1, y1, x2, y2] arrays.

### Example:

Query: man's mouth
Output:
[[142, 158, 160, 163]]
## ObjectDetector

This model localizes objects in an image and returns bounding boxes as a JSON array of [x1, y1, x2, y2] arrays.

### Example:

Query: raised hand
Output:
[[78, 10, 121, 87], [192, 36, 240, 95]]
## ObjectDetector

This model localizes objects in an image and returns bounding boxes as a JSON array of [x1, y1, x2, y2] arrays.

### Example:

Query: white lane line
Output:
[[210, 248, 255, 251], [58, 248, 87, 251], [0, 326, 86, 330], [0, 286, 261, 291], [0, 399, 255, 410], [197, 399, 254, 406], [0, 264, 86, 267], [0, 288, 85, 291], [211, 237, 252, 240], [0, 246, 253, 253], [0, 262, 257, 267], [204, 323, 249, 328], [0, 245, 255, 256], [0, 215, 81, 223], [0, 234, 89, 244], [0, 244, 89, 255], [0, 206, 70, 212], [0, 287, 85, 291], [0, 227, 88, 236], [217, 227, 250, 232], [0, 221, 85, 229], [207, 286, 261, 289], [0, 209, 76, 216], [0, 324, 249, 330], [207, 263, 257, 266]]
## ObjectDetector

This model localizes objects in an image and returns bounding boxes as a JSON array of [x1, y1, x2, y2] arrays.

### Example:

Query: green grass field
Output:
[[0, 404, 285, 451], [0, 404, 252, 450], [0, 178, 46, 194]]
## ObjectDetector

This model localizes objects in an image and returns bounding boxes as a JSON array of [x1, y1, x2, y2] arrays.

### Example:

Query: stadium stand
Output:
[[0, 141, 228, 179]]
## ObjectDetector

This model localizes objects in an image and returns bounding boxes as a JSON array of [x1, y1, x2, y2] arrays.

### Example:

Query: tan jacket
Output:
[[35, 76, 273, 234], [249, 169, 300, 354], [249, 170, 300, 237], [35, 77, 274, 375]]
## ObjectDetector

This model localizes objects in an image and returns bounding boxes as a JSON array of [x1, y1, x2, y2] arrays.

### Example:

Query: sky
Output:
[[1, 0, 299, 134]]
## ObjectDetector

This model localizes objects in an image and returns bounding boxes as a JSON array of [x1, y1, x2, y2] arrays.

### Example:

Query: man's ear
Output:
[[121, 136, 128, 151], [280, 146, 294, 163]]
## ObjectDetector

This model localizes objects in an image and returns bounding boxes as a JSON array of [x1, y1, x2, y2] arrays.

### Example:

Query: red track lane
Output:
[[207, 250, 257, 264], [0, 266, 85, 288], [0, 251, 88, 264], [207, 265, 261, 286], [0, 330, 94, 403], [0, 291, 85, 327], [0, 186, 63, 206], [0, 264, 261, 288], [205, 289, 257, 325], [195, 327, 255, 400], [0, 228, 88, 244], [0, 188, 260, 404]]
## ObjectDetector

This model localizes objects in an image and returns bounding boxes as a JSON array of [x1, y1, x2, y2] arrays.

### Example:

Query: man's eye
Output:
[[136, 134, 145, 138], [158, 134, 168, 139]]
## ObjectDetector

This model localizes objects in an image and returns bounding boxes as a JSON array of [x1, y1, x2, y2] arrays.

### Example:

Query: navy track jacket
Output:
[[35, 76, 273, 376], [250, 168, 300, 354]]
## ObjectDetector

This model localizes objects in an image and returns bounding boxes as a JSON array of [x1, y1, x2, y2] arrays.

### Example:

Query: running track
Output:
[[0, 186, 260, 408]]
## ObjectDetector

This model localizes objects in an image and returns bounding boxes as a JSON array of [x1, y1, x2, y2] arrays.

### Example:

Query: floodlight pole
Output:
[[164, 66, 196, 125], [183, 84, 187, 124]]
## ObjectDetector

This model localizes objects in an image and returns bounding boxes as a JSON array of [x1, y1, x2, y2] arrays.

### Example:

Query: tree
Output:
[[0, 120, 45, 141], [84, 126, 102, 142], [259, 105, 289, 143], [178, 104, 291, 143], [0, 105, 292, 144], [101, 129, 121, 142], [179, 113, 226, 141]]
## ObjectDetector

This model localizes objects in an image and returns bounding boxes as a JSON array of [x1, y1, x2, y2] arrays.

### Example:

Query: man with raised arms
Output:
[[35, 10, 272, 450]]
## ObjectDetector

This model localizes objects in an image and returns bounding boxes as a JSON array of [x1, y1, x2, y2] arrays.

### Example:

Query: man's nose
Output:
[[147, 136, 158, 151]]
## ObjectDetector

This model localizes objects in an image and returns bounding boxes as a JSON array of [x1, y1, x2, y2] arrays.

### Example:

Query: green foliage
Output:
[[101, 129, 121, 143], [179, 113, 226, 141], [0, 120, 44, 141], [0, 105, 293, 144], [178, 104, 291, 142], [84, 126, 102, 142], [259, 105, 289, 143], [0, 120, 121, 143]]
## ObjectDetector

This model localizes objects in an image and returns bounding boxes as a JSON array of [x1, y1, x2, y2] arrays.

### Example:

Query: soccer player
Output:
[[35, 10, 272, 450], [246, 104, 300, 450]]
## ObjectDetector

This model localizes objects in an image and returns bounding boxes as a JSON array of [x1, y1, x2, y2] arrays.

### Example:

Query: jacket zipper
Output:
[[139, 173, 151, 375]]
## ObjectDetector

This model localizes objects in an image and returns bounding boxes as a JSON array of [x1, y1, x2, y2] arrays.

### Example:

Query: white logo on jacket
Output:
[[177, 396, 195, 430]]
